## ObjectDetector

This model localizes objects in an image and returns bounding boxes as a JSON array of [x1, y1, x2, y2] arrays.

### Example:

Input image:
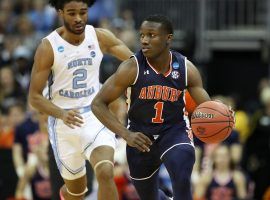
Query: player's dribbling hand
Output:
[[61, 110, 84, 129], [125, 132, 152, 152], [214, 99, 236, 126], [228, 106, 236, 126]]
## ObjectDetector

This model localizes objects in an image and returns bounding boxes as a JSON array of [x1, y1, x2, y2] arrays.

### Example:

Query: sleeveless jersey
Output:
[[127, 50, 189, 136], [206, 174, 237, 200], [45, 25, 103, 109]]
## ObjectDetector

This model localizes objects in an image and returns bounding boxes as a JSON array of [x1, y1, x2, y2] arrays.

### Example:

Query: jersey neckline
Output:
[[146, 51, 172, 77], [54, 26, 88, 48]]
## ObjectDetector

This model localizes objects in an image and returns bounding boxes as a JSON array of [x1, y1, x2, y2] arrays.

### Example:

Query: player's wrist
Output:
[[120, 130, 131, 141], [58, 109, 66, 120]]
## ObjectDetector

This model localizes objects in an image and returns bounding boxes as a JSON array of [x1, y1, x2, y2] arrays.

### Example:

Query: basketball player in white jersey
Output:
[[28, 0, 133, 199]]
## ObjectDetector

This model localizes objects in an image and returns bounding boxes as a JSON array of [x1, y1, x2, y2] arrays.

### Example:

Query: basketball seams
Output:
[[191, 101, 234, 143], [194, 106, 230, 117], [198, 125, 232, 138], [191, 120, 234, 124]]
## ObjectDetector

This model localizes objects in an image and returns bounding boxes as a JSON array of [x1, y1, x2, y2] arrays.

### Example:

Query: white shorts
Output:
[[48, 106, 117, 180]]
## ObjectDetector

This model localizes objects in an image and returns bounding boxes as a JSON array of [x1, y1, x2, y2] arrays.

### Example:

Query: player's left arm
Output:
[[95, 28, 133, 61], [186, 60, 211, 104], [187, 60, 235, 120]]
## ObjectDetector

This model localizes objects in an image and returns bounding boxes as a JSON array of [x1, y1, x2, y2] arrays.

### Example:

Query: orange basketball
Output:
[[191, 101, 234, 143]]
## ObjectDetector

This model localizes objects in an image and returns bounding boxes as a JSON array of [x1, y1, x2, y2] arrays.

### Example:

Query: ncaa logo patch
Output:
[[171, 70, 180, 79], [90, 51, 96, 58], [58, 46, 64, 52], [172, 62, 179, 69]]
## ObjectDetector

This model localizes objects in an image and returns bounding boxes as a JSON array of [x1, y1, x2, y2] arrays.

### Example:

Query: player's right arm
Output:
[[29, 39, 83, 128], [91, 58, 152, 152]]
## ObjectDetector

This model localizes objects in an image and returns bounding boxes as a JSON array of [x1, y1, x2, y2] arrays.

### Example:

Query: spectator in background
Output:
[[0, 66, 25, 112], [120, 9, 135, 30], [0, 103, 26, 149], [12, 45, 33, 91], [15, 15, 44, 52], [0, 110, 13, 149], [110, 17, 137, 52], [12, 106, 39, 199], [0, 0, 16, 33], [88, 0, 116, 26], [242, 86, 270, 199], [15, 112, 52, 200], [13, 0, 32, 15], [0, 102, 26, 200], [0, 35, 21, 65], [194, 145, 247, 200], [28, 0, 57, 34]]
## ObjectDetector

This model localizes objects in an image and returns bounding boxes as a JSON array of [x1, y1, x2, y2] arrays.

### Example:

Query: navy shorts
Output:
[[126, 126, 194, 179]]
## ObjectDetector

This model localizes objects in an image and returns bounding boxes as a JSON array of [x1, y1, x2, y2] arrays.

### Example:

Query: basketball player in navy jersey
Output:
[[92, 15, 214, 200], [29, 0, 133, 200]]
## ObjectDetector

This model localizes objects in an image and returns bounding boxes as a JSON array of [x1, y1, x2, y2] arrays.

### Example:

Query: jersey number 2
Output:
[[152, 102, 164, 123], [73, 69, 87, 89]]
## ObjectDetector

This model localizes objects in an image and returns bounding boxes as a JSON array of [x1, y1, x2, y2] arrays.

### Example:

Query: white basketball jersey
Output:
[[45, 25, 103, 109]]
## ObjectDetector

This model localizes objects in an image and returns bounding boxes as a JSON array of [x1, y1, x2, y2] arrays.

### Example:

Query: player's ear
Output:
[[167, 34, 173, 45], [58, 9, 64, 18]]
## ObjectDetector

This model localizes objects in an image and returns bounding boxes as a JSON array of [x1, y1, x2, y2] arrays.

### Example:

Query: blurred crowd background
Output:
[[0, 0, 270, 200]]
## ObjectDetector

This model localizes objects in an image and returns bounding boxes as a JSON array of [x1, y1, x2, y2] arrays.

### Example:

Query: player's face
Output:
[[139, 21, 171, 58], [60, 1, 88, 35]]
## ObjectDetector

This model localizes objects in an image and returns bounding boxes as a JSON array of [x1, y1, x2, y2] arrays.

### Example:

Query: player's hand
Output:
[[61, 109, 84, 129], [214, 100, 236, 125], [228, 106, 236, 126], [125, 131, 152, 152]]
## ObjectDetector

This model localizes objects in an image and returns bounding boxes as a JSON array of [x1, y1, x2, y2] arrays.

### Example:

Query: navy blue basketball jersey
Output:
[[127, 50, 189, 136]]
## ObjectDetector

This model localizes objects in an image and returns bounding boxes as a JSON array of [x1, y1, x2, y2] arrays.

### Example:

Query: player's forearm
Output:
[[29, 93, 64, 119], [91, 100, 129, 139]]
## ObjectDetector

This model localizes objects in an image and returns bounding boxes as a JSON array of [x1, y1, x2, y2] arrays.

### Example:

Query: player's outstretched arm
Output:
[[91, 58, 152, 152], [187, 60, 211, 104], [96, 28, 133, 61], [28, 40, 83, 128]]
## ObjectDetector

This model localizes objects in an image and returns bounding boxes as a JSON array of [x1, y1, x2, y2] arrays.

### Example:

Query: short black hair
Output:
[[144, 14, 173, 34], [49, 0, 96, 10]]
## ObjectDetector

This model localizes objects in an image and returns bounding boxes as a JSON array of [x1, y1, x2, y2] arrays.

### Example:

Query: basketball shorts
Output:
[[48, 105, 117, 180], [127, 126, 194, 180]]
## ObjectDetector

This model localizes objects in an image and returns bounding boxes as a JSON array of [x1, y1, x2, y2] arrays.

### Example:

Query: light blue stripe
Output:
[[83, 126, 105, 152], [65, 105, 91, 114], [48, 116, 62, 172]]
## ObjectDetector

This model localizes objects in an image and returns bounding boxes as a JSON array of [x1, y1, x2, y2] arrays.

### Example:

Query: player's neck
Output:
[[60, 27, 85, 46], [147, 50, 171, 74]]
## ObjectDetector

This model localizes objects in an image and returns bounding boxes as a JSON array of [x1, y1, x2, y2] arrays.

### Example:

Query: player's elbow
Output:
[[91, 96, 101, 112], [91, 96, 107, 115], [28, 91, 41, 110]]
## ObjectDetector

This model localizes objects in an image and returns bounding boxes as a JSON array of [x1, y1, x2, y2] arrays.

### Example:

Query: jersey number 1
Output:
[[152, 102, 164, 123]]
